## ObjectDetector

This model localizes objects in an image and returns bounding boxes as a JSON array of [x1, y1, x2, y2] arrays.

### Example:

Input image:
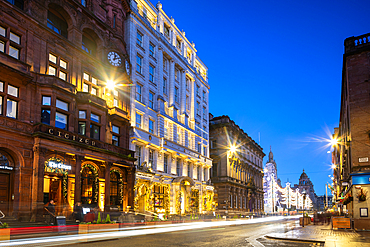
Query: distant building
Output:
[[263, 147, 281, 213], [210, 115, 265, 216], [334, 32, 370, 230], [292, 170, 318, 209], [317, 195, 333, 211]]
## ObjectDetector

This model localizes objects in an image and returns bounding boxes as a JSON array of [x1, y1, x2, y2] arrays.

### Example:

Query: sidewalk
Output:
[[265, 224, 370, 247]]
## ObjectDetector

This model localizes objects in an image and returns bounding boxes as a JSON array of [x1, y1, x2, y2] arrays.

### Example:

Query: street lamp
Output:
[[302, 190, 306, 227]]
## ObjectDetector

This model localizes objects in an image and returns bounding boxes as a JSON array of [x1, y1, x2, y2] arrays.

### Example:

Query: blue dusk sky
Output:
[[150, 0, 370, 195]]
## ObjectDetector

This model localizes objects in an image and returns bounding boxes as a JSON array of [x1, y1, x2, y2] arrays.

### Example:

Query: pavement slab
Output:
[[265, 224, 370, 247]]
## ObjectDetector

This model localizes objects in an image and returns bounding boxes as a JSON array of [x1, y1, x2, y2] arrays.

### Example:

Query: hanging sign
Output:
[[0, 165, 13, 170], [45, 158, 71, 174]]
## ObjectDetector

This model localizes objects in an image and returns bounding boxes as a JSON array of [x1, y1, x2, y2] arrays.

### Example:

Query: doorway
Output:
[[0, 173, 10, 215], [43, 176, 62, 212]]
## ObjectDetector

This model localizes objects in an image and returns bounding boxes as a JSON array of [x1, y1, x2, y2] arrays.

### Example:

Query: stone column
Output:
[[169, 60, 175, 105], [127, 167, 136, 210], [104, 162, 112, 212], [181, 70, 186, 113], [31, 142, 47, 221], [74, 155, 84, 204]]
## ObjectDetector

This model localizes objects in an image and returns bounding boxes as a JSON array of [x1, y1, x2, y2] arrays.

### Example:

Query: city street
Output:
[[71, 218, 311, 247]]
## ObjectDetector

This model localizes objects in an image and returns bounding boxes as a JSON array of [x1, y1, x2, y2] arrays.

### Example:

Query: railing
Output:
[[345, 33, 370, 53]]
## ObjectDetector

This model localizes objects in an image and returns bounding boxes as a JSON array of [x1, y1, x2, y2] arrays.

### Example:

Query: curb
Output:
[[265, 235, 325, 244]]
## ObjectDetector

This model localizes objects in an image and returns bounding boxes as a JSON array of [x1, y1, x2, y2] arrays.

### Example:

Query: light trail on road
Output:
[[0, 215, 300, 247]]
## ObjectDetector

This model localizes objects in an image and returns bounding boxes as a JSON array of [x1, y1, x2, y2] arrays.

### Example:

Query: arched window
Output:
[[81, 167, 94, 204], [82, 32, 96, 55], [47, 9, 68, 38], [110, 171, 120, 206]]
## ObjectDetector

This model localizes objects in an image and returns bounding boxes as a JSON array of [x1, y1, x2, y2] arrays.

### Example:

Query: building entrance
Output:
[[0, 173, 10, 215], [43, 176, 62, 212]]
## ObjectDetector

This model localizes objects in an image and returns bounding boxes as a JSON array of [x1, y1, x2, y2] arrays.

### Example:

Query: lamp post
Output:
[[302, 190, 306, 227]]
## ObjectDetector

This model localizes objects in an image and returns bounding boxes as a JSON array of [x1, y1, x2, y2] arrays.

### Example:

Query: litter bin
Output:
[[56, 216, 66, 232]]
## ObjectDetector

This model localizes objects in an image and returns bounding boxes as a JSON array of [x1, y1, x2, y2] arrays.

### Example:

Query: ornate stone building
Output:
[[0, 0, 135, 221], [209, 115, 265, 216], [291, 170, 317, 208], [125, 0, 213, 215]]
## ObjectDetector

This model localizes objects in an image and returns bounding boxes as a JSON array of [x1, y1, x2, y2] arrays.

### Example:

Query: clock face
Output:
[[125, 60, 130, 75], [107, 51, 122, 67]]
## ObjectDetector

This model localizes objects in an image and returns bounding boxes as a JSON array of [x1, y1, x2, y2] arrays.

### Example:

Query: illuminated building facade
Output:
[[263, 150, 314, 213], [209, 115, 265, 216], [0, 0, 135, 221], [125, 0, 213, 215], [335, 32, 370, 229]]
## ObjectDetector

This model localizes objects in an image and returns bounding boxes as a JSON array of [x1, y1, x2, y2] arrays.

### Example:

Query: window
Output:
[[79, 110, 86, 119], [0, 26, 21, 59], [163, 78, 167, 95], [149, 65, 155, 83], [197, 143, 201, 153], [149, 119, 154, 134], [48, 53, 68, 81], [177, 128, 182, 145], [136, 113, 142, 128], [203, 167, 207, 181], [136, 84, 142, 102], [8, 85, 18, 97], [164, 121, 169, 139], [136, 55, 143, 74], [56, 99, 68, 111], [163, 57, 168, 71], [113, 98, 118, 107], [186, 96, 190, 110], [176, 158, 181, 175], [175, 87, 179, 103], [6, 0, 24, 9], [196, 85, 200, 96], [82, 72, 98, 95], [91, 87, 97, 96], [196, 102, 200, 115], [163, 154, 168, 173], [83, 83, 89, 92], [47, 9, 68, 38], [175, 68, 180, 81], [41, 109, 51, 125], [42, 96, 51, 106], [113, 15, 116, 28], [112, 126, 119, 146], [203, 146, 207, 156], [91, 113, 100, 123], [90, 124, 100, 139], [55, 112, 67, 130], [197, 166, 200, 180], [203, 107, 207, 119], [149, 43, 155, 56], [164, 25, 170, 37], [188, 134, 192, 149], [187, 163, 191, 177], [148, 149, 154, 168], [112, 135, 119, 146], [203, 91, 206, 102], [230, 195, 233, 208], [149, 92, 154, 109], [81, 0, 86, 6], [82, 33, 96, 55], [186, 78, 190, 90], [78, 121, 86, 135], [176, 39, 181, 51], [135, 145, 142, 166], [136, 32, 143, 47]]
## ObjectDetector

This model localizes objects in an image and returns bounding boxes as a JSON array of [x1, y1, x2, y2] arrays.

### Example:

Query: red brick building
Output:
[[335, 33, 370, 229], [0, 0, 135, 221]]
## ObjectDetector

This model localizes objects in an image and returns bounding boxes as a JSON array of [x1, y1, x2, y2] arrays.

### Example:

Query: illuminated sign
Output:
[[0, 166, 13, 170], [359, 157, 369, 163], [136, 172, 154, 179], [48, 160, 71, 171]]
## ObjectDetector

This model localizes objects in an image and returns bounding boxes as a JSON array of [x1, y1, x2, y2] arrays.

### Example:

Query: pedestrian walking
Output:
[[73, 202, 83, 223]]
